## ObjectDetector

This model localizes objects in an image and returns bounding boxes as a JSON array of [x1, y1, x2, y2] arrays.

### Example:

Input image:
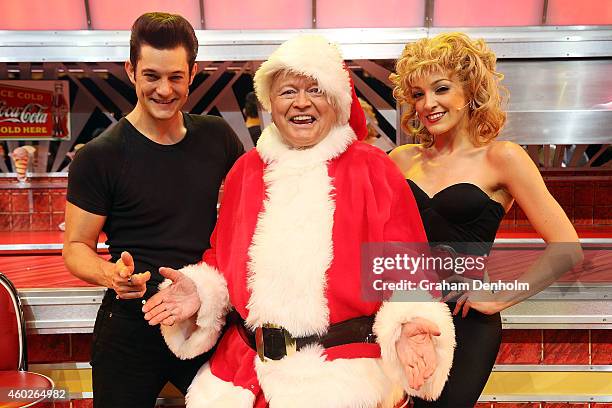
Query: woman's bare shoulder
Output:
[[389, 143, 424, 168], [485, 140, 539, 189], [487, 140, 526, 160], [485, 140, 529, 165]]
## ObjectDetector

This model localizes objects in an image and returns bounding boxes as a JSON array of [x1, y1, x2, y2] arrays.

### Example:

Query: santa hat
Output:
[[254, 34, 366, 140], [348, 75, 368, 141]]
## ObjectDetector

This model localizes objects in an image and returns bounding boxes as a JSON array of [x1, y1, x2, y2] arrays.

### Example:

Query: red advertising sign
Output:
[[0, 80, 70, 140]]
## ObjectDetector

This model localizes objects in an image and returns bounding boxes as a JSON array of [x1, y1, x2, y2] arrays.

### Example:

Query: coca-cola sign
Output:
[[0, 80, 70, 140]]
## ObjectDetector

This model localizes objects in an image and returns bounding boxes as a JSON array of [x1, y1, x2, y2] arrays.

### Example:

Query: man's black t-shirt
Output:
[[67, 113, 244, 298]]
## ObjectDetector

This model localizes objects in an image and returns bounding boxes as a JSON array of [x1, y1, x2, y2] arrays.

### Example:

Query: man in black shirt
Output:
[[63, 13, 243, 408]]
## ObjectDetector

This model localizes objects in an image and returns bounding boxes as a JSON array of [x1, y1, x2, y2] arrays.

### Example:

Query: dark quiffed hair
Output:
[[129, 12, 198, 71], [244, 92, 259, 118]]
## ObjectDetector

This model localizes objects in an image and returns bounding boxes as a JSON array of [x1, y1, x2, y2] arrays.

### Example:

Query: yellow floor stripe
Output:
[[31, 369, 181, 397], [483, 371, 612, 396], [33, 369, 91, 394]]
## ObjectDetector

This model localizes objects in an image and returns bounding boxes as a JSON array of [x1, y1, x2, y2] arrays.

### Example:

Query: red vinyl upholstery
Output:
[[0, 273, 55, 406], [0, 371, 56, 407], [0, 273, 23, 371]]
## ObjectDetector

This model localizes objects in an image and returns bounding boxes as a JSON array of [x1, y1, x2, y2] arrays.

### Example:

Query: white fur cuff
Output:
[[159, 263, 230, 360], [374, 301, 455, 401]]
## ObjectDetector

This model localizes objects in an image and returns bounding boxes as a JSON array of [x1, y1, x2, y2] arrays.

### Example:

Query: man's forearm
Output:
[[63, 242, 113, 288]]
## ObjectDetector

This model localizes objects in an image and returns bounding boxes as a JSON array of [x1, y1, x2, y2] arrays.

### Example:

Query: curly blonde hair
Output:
[[391, 32, 507, 147]]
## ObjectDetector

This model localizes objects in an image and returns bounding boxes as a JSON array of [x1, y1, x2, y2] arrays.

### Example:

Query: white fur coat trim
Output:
[[246, 124, 354, 336], [374, 299, 456, 401], [186, 362, 255, 408], [255, 344, 404, 408], [253, 35, 352, 124], [159, 263, 230, 360]]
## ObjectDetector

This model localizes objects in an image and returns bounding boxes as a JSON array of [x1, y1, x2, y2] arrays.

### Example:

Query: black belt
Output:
[[229, 311, 377, 362]]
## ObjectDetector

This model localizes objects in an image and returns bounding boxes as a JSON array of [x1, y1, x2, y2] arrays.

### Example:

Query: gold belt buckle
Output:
[[255, 323, 297, 362]]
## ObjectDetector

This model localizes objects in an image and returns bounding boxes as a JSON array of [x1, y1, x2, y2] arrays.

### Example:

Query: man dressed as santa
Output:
[[143, 35, 455, 408]]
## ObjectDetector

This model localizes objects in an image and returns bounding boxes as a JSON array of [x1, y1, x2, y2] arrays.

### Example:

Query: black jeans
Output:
[[91, 292, 211, 408], [412, 305, 502, 408]]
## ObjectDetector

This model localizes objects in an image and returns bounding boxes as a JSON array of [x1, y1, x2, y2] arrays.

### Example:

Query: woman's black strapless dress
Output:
[[408, 180, 505, 408]]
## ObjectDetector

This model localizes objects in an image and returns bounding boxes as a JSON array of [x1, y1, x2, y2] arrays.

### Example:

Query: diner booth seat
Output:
[[0, 272, 55, 407]]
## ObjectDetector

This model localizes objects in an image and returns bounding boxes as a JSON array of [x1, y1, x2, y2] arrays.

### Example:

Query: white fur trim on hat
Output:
[[158, 262, 230, 360], [253, 35, 352, 124], [185, 362, 255, 408], [374, 297, 456, 401]]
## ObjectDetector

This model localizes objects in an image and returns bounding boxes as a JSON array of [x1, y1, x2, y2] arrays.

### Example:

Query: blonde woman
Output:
[[390, 33, 581, 407]]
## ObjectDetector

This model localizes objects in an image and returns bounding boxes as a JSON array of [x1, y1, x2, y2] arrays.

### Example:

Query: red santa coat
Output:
[[160, 124, 455, 408]]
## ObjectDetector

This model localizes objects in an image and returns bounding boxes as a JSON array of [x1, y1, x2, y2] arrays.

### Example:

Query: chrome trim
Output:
[[501, 111, 612, 145], [19, 287, 104, 334], [503, 323, 611, 329], [0, 26, 610, 62], [525, 285, 612, 301], [19, 288, 105, 303], [494, 238, 612, 244], [0, 182, 68, 189], [501, 298, 612, 329], [0, 172, 68, 178], [17, 286, 612, 332], [66, 392, 93, 399], [27, 319, 97, 330], [502, 316, 611, 323], [493, 365, 612, 372], [0, 239, 607, 252], [0, 243, 108, 252], [30, 362, 92, 370], [479, 395, 612, 402]]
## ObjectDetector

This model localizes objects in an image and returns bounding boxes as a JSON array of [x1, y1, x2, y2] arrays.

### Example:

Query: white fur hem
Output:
[[255, 344, 403, 408], [159, 263, 230, 360], [374, 300, 455, 401], [186, 362, 255, 408]]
